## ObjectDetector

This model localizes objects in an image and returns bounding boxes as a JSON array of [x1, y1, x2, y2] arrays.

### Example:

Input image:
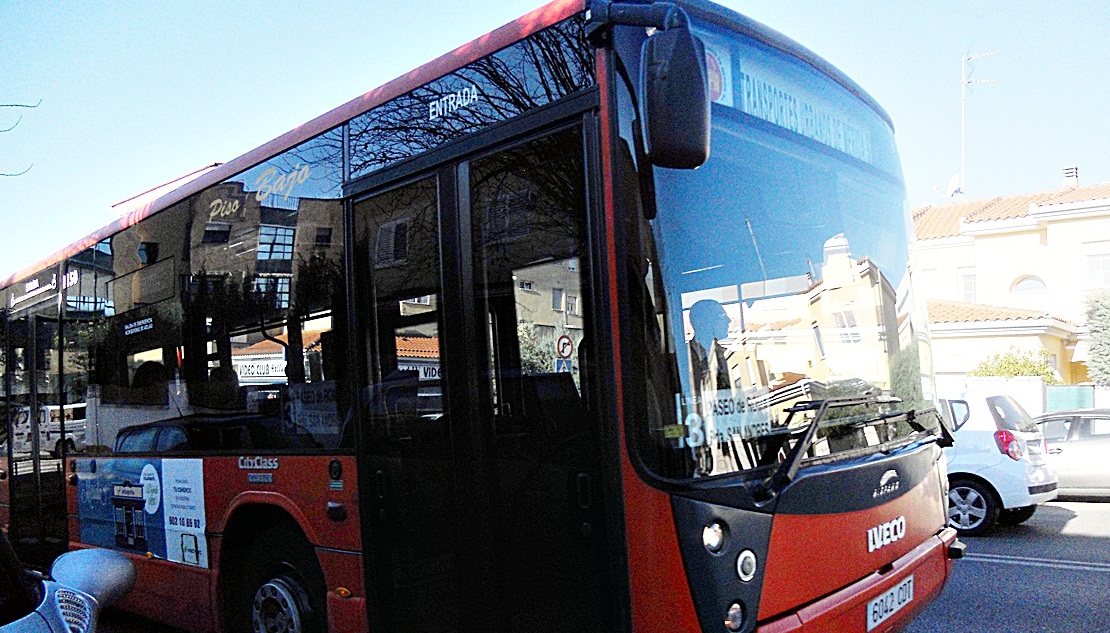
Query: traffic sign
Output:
[[556, 334, 574, 359]]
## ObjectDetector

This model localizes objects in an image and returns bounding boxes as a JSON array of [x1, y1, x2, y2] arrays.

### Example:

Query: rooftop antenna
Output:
[[960, 51, 998, 196]]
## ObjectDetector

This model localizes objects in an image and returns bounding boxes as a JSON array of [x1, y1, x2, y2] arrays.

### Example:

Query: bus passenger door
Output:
[[4, 306, 68, 569], [352, 174, 471, 633], [467, 125, 613, 632]]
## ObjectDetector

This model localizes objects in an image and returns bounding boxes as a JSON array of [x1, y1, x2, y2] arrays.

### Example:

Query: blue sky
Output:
[[3, 2, 1109, 277]]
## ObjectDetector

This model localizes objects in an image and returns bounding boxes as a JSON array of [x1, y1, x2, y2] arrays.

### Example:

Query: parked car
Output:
[[1034, 409, 1110, 498], [939, 395, 1058, 536], [114, 413, 319, 453]]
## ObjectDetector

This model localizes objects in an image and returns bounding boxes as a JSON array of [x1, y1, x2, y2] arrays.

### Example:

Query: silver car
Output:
[[1034, 409, 1110, 498]]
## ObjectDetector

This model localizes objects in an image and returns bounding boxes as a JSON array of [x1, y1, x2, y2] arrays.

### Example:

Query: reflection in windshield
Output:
[[621, 22, 937, 481]]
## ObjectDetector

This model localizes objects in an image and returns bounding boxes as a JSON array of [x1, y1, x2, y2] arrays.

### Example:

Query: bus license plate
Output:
[[866, 575, 914, 631]]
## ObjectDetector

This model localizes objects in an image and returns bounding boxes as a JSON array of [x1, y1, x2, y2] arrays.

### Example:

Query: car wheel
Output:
[[236, 527, 326, 633], [947, 478, 1000, 536], [998, 505, 1037, 526]]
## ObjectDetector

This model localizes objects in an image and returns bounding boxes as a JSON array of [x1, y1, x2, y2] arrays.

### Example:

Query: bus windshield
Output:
[[628, 20, 937, 481]]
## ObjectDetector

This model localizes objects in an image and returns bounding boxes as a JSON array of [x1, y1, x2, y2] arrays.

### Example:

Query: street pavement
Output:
[[905, 500, 1110, 633]]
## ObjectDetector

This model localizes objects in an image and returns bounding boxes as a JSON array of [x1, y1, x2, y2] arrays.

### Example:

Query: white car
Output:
[[939, 395, 1058, 536]]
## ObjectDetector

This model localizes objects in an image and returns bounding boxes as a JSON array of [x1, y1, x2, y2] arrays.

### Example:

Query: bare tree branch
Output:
[[2, 100, 41, 176], [0, 164, 33, 177], [0, 115, 22, 133], [0, 100, 43, 109]]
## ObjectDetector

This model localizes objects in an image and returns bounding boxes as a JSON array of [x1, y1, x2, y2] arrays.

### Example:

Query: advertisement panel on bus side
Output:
[[75, 458, 208, 567]]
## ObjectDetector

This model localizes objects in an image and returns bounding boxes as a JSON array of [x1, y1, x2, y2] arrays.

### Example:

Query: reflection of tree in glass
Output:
[[227, 129, 345, 204], [357, 178, 441, 303], [349, 16, 592, 178], [295, 252, 343, 317], [471, 129, 586, 276]]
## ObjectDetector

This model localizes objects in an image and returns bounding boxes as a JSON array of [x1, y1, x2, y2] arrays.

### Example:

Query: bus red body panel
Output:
[[599, 46, 703, 633], [204, 456, 362, 551], [759, 467, 947, 620], [111, 552, 215, 632], [318, 550, 367, 632], [756, 528, 957, 632]]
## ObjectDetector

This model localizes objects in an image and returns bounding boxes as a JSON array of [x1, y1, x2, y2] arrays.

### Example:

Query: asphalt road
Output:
[[99, 500, 1110, 633], [905, 500, 1110, 633]]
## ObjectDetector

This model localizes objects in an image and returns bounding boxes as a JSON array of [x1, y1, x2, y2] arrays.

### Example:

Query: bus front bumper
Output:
[[756, 527, 959, 633]]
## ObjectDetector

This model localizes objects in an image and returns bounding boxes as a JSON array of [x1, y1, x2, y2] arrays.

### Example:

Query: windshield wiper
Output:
[[754, 395, 906, 503]]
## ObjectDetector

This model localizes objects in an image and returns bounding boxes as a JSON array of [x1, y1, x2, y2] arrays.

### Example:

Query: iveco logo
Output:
[[873, 469, 901, 498], [238, 456, 279, 470], [868, 516, 907, 553]]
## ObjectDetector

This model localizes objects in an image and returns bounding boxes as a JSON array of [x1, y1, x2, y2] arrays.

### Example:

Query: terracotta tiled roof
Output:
[[234, 332, 441, 359], [396, 336, 440, 359], [234, 330, 325, 356], [926, 299, 1073, 325], [913, 183, 1110, 240]]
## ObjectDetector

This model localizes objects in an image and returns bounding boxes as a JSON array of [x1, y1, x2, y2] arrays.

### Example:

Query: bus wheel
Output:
[[947, 478, 999, 537], [240, 528, 325, 633]]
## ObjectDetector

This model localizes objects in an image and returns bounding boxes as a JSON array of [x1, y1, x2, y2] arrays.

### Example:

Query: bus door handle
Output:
[[374, 469, 387, 521], [576, 472, 592, 509], [375, 469, 387, 499]]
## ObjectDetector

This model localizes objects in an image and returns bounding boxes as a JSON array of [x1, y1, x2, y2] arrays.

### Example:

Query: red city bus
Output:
[[0, 1, 962, 631]]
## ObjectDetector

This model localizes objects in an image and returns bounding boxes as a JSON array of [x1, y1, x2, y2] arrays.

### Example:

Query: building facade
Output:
[[913, 177, 1110, 397]]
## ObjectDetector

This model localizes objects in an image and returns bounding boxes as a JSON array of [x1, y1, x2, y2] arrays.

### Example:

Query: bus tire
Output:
[[947, 477, 1000, 537], [238, 527, 326, 633]]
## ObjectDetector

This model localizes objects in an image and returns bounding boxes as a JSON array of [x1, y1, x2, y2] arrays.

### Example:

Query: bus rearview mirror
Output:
[[640, 26, 711, 169]]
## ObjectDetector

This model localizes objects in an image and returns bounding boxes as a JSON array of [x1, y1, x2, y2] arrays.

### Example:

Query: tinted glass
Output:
[[349, 16, 593, 179], [616, 22, 935, 481], [469, 126, 608, 632], [69, 130, 350, 454], [353, 177, 446, 455]]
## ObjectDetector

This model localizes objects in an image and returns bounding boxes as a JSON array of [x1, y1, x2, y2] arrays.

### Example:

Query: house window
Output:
[[552, 287, 564, 311], [1083, 241, 1110, 289], [957, 267, 976, 302], [253, 276, 291, 308], [138, 242, 159, 266], [566, 295, 578, 316], [314, 227, 333, 249], [375, 219, 409, 267], [1011, 276, 1047, 294], [202, 222, 231, 244], [518, 280, 534, 291], [257, 225, 295, 260], [832, 309, 861, 344], [812, 324, 826, 358]]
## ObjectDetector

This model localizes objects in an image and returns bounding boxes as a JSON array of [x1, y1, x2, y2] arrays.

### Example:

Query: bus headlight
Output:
[[736, 549, 757, 582]]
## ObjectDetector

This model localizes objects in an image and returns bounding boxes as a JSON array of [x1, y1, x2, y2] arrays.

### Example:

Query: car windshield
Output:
[[620, 19, 938, 481]]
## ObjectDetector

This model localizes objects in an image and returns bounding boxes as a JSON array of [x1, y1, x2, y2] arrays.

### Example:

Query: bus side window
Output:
[[353, 176, 448, 458]]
